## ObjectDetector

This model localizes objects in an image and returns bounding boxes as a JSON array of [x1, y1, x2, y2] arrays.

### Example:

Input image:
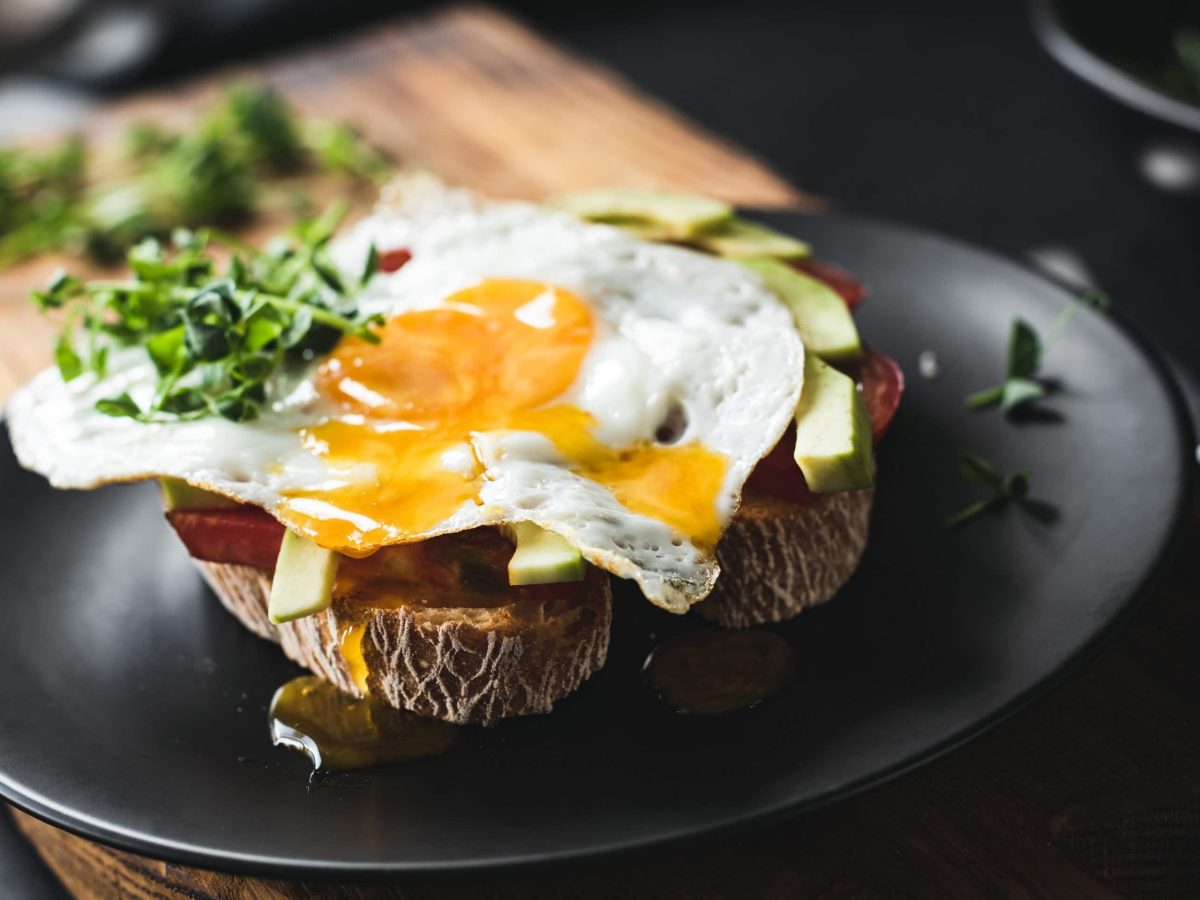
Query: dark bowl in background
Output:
[[1031, 0, 1200, 132]]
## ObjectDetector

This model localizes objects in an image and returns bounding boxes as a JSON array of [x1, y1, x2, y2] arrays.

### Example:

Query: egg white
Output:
[[7, 183, 805, 611]]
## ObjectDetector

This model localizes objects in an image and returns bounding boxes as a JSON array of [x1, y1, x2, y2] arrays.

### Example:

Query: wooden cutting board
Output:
[[0, 4, 812, 407]]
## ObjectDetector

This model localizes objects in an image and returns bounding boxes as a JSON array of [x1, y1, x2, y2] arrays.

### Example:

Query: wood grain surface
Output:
[[3, 5, 1199, 899], [0, 4, 811, 408]]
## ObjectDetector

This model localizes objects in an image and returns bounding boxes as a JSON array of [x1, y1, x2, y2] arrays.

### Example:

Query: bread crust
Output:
[[196, 561, 611, 726], [192, 487, 869, 722], [694, 488, 874, 628]]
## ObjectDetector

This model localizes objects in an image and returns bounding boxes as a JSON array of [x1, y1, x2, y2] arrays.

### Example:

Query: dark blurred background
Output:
[[1, 0, 1198, 409]]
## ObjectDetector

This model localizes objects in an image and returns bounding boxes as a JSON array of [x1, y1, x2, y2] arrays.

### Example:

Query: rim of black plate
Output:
[[1030, 0, 1200, 133], [0, 209, 1196, 881]]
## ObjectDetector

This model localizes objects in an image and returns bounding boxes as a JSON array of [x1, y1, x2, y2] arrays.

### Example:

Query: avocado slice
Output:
[[589, 217, 676, 242], [549, 188, 732, 240], [694, 218, 811, 260], [268, 530, 340, 624], [159, 478, 237, 511], [740, 257, 862, 364], [502, 522, 587, 586], [793, 354, 874, 493]]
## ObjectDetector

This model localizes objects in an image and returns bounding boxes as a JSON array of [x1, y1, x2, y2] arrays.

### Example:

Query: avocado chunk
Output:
[[269, 530, 339, 624], [549, 188, 732, 240], [694, 218, 811, 260], [591, 217, 676, 242], [159, 478, 237, 511], [793, 354, 874, 493], [502, 522, 586, 586], [740, 257, 862, 364]]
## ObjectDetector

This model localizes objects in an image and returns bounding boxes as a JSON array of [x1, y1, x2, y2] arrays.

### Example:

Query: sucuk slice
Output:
[[860, 347, 905, 442], [167, 506, 284, 569]]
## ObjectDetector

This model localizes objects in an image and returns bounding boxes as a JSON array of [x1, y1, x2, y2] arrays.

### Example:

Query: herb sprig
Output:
[[0, 138, 87, 265], [966, 289, 1110, 414], [946, 451, 1033, 527], [34, 201, 381, 424], [0, 83, 390, 269]]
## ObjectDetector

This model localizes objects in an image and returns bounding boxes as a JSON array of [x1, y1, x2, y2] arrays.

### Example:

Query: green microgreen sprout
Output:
[[32, 200, 383, 425], [0, 83, 391, 269], [946, 450, 1036, 527], [966, 289, 1110, 415]]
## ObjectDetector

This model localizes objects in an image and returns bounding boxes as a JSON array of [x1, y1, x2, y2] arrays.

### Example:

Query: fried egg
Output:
[[7, 182, 805, 611]]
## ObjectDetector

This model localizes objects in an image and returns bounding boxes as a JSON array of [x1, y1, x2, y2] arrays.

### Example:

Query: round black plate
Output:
[[0, 212, 1193, 878]]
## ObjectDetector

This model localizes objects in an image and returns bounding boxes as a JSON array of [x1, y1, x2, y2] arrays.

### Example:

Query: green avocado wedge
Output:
[[268, 530, 339, 624], [159, 478, 237, 511], [587, 217, 676, 242], [502, 522, 587, 586], [740, 257, 863, 364], [548, 187, 732, 240], [693, 218, 811, 260], [793, 354, 874, 493], [550, 190, 813, 263]]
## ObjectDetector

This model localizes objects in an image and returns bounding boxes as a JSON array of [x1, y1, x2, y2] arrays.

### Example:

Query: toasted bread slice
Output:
[[191, 486, 866, 723], [694, 488, 873, 628], [197, 560, 611, 726]]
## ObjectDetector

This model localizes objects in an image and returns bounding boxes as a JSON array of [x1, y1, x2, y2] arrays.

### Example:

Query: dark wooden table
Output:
[[2, 6, 1198, 898]]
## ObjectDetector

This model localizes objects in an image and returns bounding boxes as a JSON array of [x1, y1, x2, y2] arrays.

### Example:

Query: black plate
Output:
[[0, 212, 1193, 878]]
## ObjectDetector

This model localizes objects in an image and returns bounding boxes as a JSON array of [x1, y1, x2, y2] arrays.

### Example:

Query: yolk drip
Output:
[[279, 278, 727, 552], [338, 622, 370, 695]]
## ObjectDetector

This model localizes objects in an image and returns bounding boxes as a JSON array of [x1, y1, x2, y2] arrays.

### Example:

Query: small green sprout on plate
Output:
[[947, 450, 1051, 527], [966, 289, 1109, 415]]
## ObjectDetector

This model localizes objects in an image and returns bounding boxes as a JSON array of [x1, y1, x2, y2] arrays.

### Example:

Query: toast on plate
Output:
[[198, 554, 612, 726], [8, 182, 902, 729]]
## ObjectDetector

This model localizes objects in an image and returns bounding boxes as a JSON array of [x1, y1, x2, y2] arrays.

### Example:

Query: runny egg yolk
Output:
[[278, 278, 728, 553]]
